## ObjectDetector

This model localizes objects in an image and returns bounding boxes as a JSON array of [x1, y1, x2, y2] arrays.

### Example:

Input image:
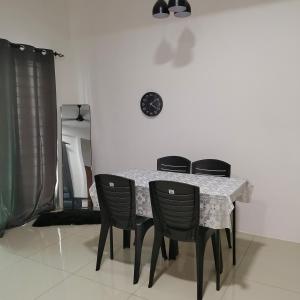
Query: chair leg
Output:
[[215, 231, 221, 291], [219, 233, 223, 274], [211, 233, 219, 272], [134, 227, 143, 284], [169, 239, 179, 260], [148, 231, 163, 288], [161, 238, 168, 260], [110, 227, 114, 260], [225, 228, 232, 248], [174, 240, 179, 257], [134, 220, 154, 284], [232, 202, 236, 265], [123, 230, 131, 249], [211, 231, 222, 290], [96, 223, 110, 271], [196, 239, 205, 300]]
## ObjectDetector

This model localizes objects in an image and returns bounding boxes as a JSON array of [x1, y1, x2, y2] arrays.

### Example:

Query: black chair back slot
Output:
[[157, 156, 191, 174], [149, 180, 200, 242], [95, 174, 136, 230], [192, 159, 231, 177]]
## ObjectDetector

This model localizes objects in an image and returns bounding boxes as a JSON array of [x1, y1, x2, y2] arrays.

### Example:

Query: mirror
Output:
[[61, 104, 92, 209]]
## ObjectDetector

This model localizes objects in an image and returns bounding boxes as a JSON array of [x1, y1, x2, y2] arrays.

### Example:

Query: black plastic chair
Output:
[[157, 156, 191, 174], [157, 156, 191, 259], [94, 174, 167, 284], [192, 159, 231, 178], [192, 159, 236, 265], [148, 181, 222, 300]]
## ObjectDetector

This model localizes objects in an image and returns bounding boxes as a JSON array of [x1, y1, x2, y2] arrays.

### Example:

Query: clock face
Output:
[[140, 92, 163, 117]]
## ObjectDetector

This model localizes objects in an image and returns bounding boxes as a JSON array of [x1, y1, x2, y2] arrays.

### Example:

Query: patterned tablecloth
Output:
[[90, 169, 251, 230]]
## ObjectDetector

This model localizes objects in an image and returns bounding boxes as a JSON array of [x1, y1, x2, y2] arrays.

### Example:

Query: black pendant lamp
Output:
[[174, 1, 191, 17], [153, 0, 170, 19], [168, 0, 187, 13]]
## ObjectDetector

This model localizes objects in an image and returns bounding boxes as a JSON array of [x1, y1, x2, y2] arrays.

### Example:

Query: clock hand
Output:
[[150, 103, 159, 110]]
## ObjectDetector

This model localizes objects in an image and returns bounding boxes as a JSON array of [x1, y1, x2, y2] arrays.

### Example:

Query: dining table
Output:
[[90, 169, 251, 260]]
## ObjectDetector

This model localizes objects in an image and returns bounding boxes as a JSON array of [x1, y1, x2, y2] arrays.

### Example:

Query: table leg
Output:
[[123, 230, 131, 249], [215, 230, 221, 290], [219, 230, 223, 274], [169, 239, 179, 260], [233, 202, 236, 265]]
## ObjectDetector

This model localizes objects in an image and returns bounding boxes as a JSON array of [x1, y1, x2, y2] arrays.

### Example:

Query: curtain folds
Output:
[[0, 39, 16, 232], [0, 39, 57, 232]]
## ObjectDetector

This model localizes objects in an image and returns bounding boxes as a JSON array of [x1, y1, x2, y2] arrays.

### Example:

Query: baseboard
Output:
[[238, 230, 300, 244]]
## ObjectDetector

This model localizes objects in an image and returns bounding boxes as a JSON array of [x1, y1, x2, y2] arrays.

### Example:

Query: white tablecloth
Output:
[[90, 169, 251, 229]]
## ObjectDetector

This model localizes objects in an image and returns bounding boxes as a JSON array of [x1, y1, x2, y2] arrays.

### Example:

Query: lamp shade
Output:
[[168, 0, 187, 13], [174, 1, 191, 17], [153, 0, 170, 18]]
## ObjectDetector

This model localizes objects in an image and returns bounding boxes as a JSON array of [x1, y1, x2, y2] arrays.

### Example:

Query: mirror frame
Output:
[[59, 104, 92, 210]]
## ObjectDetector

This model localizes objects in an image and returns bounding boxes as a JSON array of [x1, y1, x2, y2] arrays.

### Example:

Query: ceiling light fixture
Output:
[[174, 1, 191, 17], [168, 0, 187, 13], [152, 0, 192, 19], [152, 0, 170, 19]]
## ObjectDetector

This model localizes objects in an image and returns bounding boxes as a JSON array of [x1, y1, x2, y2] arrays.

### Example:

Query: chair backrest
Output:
[[192, 159, 231, 177], [149, 180, 200, 242], [94, 174, 136, 230], [157, 156, 191, 174]]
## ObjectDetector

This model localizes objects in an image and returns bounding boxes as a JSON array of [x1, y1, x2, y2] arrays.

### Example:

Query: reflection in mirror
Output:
[[61, 105, 92, 210]]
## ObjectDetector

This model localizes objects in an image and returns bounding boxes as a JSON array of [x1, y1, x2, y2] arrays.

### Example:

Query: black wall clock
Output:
[[140, 92, 163, 117]]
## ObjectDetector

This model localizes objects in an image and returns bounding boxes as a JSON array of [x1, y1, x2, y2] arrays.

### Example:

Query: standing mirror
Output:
[[61, 105, 92, 210]]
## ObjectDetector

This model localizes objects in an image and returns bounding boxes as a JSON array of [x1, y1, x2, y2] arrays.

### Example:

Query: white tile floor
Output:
[[0, 223, 299, 300]]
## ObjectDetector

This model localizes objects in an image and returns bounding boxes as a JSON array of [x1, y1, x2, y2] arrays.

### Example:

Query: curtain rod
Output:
[[9, 42, 64, 58], [53, 52, 64, 58]]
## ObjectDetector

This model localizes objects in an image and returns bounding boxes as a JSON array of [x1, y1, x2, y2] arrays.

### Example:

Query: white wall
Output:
[[0, 0, 79, 105], [2, 0, 299, 243], [0, 0, 300, 242], [67, 0, 300, 243]]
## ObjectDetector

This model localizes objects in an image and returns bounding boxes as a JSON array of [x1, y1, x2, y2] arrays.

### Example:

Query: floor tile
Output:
[[76, 245, 168, 294], [36, 275, 130, 300], [217, 232, 253, 276], [0, 259, 69, 300], [233, 235, 300, 293], [135, 255, 228, 300], [127, 295, 149, 300], [173, 231, 253, 282], [0, 247, 23, 270], [29, 233, 101, 273], [58, 224, 101, 239], [222, 279, 300, 300], [0, 225, 71, 257], [1, 224, 299, 300]]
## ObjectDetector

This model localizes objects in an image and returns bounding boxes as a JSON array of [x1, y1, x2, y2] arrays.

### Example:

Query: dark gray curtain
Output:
[[0, 38, 57, 232]]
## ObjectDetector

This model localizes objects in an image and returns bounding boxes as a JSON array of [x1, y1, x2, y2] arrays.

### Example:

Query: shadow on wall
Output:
[[72, 0, 289, 36], [191, 0, 286, 16], [154, 28, 196, 68]]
